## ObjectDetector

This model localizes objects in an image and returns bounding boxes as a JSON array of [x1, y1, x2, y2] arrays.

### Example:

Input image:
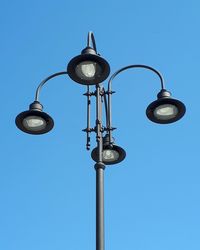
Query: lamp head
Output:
[[67, 47, 110, 85], [91, 135, 126, 165], [15, 101, 54, 135], [146, 89, 186, 124]]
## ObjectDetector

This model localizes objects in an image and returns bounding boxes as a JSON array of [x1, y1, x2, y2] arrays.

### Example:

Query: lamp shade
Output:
[[67, 47, 110, 85], [91, 144, 126, 165], [91, 135, 126, 165], [146, 96, 186, 124], [15, 102, 54, 135]]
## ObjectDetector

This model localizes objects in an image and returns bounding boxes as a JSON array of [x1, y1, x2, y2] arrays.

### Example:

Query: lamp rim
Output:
[[15, 110, 54, 135], [91, 144, 126, 165], [67, 53, 110, 85], [146, 97, 186, 124]]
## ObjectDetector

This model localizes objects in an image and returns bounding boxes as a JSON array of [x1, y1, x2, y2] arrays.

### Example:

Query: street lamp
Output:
[[15, 101, 54, 134], [67, 32, 110, 85], [15, 31, 186, 250], [146, 88, 186, 124], [91, 134, 126, 165]]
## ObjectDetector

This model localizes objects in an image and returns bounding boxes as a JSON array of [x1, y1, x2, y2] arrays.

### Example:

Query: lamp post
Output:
[[15, 32, 186, 250]]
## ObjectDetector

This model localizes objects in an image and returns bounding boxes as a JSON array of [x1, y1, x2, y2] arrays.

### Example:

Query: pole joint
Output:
[[95, 162, 106, 170]]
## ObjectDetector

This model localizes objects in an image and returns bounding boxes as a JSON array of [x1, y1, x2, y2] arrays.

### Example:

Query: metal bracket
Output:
[[104, 90, 116, 95], [102, 127, 117, 132], [83, 91, 96, 96], [82, 128, 96, 133]]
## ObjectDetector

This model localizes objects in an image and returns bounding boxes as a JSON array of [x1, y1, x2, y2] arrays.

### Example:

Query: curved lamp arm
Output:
[[87, 31, 97, 53], [107, 64, 165, 143], [35, 71, 68, 101], [108, 64, 165, 90], [34, 71, 92, 150]]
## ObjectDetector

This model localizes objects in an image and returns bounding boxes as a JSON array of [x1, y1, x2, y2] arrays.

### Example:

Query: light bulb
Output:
[[23, 116, 46, 131], [102, 149, 119, 162], [75, 61, 97, 80], [154, 104, 178, 120]]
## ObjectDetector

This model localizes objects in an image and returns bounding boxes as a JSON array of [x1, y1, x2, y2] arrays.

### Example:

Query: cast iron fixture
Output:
[[67, 32, 110, 85], [91, 134, 126, 165], [15, 31, 186, 250], [15, 101, 54, 134]]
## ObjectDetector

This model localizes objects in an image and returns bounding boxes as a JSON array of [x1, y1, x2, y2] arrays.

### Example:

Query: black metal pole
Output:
[[95, 84, 105, 250], [95, 164, 105, 250]]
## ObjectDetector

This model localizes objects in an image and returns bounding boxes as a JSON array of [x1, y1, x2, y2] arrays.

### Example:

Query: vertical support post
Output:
[[86, 86, 91, 150], [107, 85, 112, 144], [95, 84, 105, 250], [96, 84, 103, 162]]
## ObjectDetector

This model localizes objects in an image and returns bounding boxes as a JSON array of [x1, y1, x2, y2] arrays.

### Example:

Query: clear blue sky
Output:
[[0, 0, 199, 249]]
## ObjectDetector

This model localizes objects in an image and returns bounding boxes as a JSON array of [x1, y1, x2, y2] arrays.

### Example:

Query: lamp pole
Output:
[[15, 31, 186, 250]]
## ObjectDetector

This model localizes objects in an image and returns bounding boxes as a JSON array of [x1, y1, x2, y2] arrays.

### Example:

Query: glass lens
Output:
[[102, 149, 119, 163], [75, 61, 101, 80], [23, 116, 46, 131], [154, 104, 178, 120]]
